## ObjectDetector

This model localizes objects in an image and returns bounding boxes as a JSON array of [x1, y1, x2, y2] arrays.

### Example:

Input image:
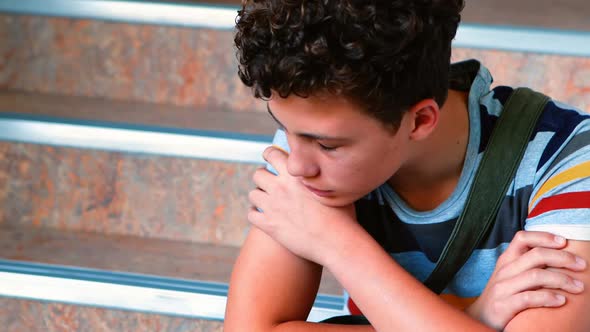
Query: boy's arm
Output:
[[503, 123, 590, 330], [321, 220, 495, 332], [504, 240, 590, 332], [326, 226, 589, 332], [224, 227, 375, 332]]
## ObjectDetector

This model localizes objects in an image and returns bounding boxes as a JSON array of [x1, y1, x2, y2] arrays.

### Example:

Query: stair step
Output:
[[0, 297, 224, 332], [2, 3, 590, 112], [0, 90, 274, 163], [0, 138, 263, 246], [0, 225, 346, 322], [0, 90, 278, 246], [0, 225, 342, 296], [0, 10, 265, 113], [0, 90, 276, 136]]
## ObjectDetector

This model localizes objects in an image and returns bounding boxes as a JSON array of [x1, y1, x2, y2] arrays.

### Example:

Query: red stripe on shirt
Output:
[[528, 191, 590, 219]]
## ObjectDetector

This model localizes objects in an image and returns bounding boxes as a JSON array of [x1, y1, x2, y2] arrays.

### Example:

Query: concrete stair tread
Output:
[[0, 225, 343, 296], [0, 89, 275, 137]]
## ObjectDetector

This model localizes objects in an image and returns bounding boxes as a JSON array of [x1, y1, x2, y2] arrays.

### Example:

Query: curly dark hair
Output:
[[234, 0, 464, 127]]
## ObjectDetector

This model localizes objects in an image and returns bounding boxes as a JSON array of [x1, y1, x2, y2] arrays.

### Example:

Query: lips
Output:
[[303, 183, 334, 197]]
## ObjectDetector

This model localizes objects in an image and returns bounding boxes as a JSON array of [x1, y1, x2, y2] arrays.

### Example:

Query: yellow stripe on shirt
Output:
[[529, 160, 590, 212]]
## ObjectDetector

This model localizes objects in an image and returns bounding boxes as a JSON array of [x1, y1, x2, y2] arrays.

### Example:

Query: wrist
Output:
[[320, 218, 372, 270], [465, 300, 477, 314], [464, 299, 484, 324]]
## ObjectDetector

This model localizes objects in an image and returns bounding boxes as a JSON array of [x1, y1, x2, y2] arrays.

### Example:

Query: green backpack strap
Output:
[[423, 87, 550, 294]]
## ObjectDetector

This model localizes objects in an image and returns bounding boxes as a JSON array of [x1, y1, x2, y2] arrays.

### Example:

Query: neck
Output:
[[388, 89, 470, 211]]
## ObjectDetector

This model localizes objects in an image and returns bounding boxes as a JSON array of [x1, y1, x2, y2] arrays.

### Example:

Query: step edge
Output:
[[0, 114, 271, 163], [0, 0, 239, 30], [0, 259, 348, 322]]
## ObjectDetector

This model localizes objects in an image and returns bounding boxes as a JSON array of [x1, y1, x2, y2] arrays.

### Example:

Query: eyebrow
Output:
[[266, 104, 347, 141]]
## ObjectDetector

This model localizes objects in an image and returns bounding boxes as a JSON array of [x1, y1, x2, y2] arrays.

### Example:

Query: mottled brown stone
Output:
[[0, 141, 258, 248], [452, 49, 590, 112], [0, 14, 266, 114], [2, 13, 589, 115], [0, 297, 224, 332]]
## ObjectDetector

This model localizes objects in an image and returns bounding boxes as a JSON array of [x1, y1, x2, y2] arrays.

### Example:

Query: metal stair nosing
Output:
[[0, 259, 348, 322]]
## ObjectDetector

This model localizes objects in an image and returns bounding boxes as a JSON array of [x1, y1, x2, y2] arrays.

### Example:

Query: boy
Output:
[[226, 1, 590, 331]]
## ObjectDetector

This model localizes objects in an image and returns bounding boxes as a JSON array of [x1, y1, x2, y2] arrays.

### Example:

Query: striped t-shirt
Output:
[[354, 59, 590, 307], [268, 59, 590, 308]]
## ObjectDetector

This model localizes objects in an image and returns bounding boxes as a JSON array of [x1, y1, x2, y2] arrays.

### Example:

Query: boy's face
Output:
[[267, 93, 413, 207]]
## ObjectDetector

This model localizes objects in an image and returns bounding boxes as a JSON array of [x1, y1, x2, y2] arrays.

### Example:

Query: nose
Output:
[[286, 147, 320, 178]]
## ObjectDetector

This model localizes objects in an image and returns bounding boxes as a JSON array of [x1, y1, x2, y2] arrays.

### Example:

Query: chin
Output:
[[313, 194, 357, 208]]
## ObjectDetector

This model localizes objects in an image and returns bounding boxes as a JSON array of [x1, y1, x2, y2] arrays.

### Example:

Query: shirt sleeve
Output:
[[265, 129, 290, 175], [525, 129, 590, 241]]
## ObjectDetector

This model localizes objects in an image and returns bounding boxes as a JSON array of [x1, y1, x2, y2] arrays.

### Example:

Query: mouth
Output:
[[303, 183, 334, 197]]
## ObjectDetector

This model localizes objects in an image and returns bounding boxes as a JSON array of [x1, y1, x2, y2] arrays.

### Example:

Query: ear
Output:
[[406, 98, 440, 141]]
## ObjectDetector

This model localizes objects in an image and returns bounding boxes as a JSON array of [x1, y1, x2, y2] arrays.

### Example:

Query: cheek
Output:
[[350, 154, 398, 187], [326, 158, 384, 190]]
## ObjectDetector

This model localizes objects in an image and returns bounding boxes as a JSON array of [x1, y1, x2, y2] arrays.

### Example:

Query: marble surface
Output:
[[1, 12, 589, 249], [453, 48, 590, 112], [0, 297, 223, 332], [1, 14, 589, 115], [0, 14, 266, 114], [0, 142, 257, 248]]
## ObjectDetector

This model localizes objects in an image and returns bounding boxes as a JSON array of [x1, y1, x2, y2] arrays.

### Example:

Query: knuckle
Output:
[[529, 247, 545, 260], [514, 231, 527, 243], [538, 291, 553, 302], [529, 268, 543, 281], [496, 261, 511, 274], [263, 146, 281, 161], [496, 253, 508, 265], [558, 250, 575, 263], [489, 282, 504, 298], [248, 190, 263, 205], [560, 274, 574, 285], [494, 266, 507, 279], [263, 146, 274, 157], [520, 291, 533, 305]]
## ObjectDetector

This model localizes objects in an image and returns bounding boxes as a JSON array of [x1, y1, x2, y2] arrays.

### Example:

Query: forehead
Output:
[[267, 94, 396, 140], [268, 93, 371, 125]]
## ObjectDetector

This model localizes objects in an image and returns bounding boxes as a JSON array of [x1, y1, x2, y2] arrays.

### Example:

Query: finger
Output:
[[252, 167, 277, 192], [499, 268, 584, 296], [263, 146, 289, 176], [248, 188, 269, 212], [500, 247, 587, 279], [500, 231, 567, 265], [501, 290, 566, 318], [247, 206, 266, 227]]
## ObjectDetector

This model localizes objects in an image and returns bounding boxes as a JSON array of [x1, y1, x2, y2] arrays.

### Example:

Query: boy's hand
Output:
[[466, 231, 586, 330], [247, 146, 358, 266]]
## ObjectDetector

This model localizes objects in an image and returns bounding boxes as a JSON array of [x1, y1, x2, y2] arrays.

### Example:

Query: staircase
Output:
[[0, 0, 589, 330]]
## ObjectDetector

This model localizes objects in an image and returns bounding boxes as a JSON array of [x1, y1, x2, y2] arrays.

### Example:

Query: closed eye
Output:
[[318, 142, 337, 151]]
